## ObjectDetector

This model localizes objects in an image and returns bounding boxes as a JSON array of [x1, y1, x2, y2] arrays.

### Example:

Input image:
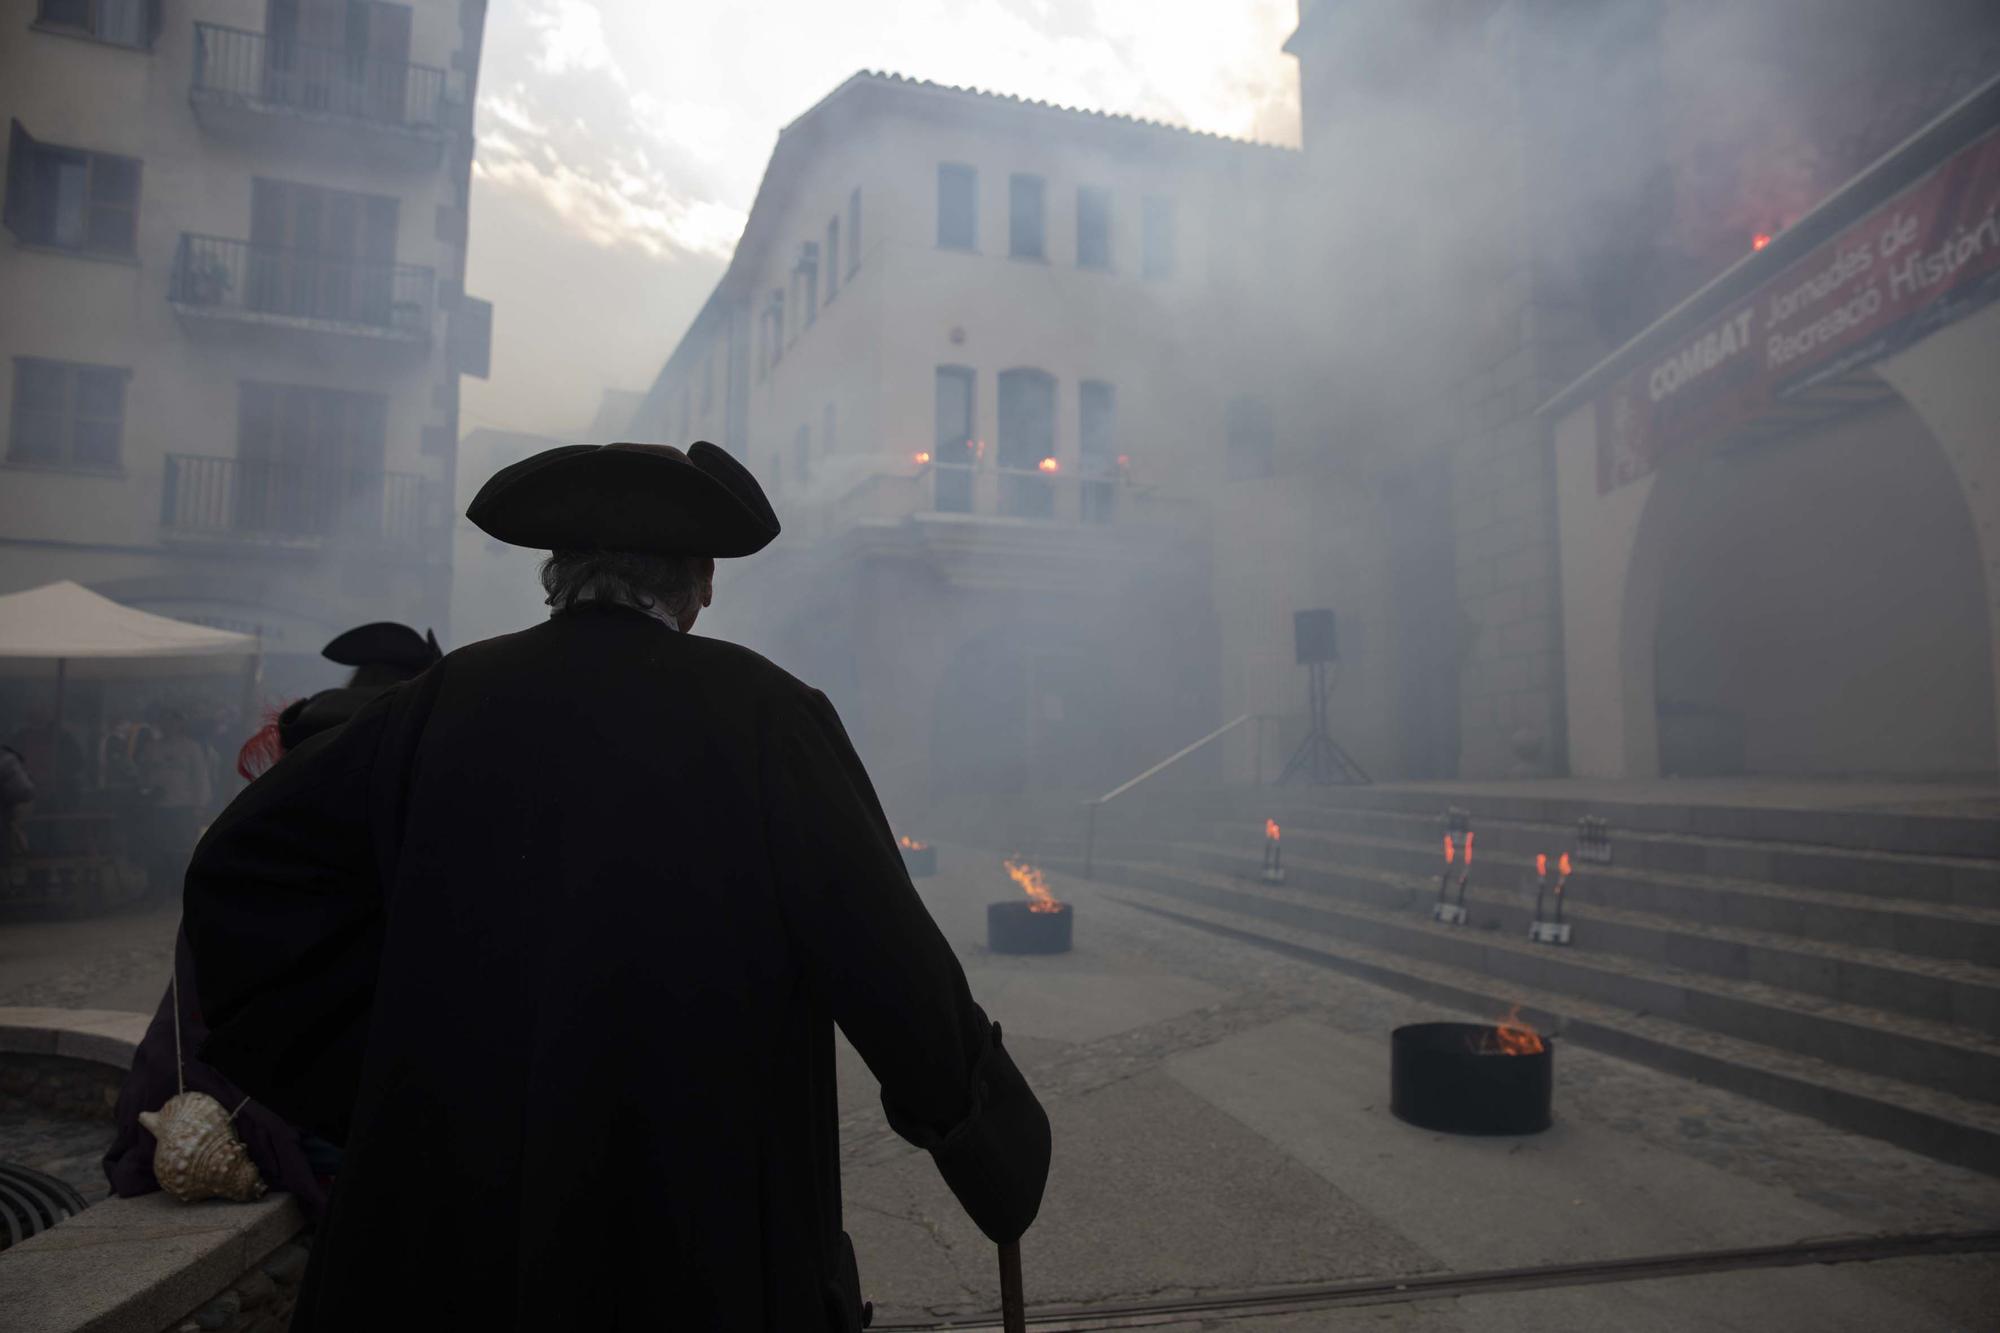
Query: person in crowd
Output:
[[184, 441, 1051, 1330], [7, 705, 83, 811], [0, 741, 33, 853], [108, 624, 445, 1219]]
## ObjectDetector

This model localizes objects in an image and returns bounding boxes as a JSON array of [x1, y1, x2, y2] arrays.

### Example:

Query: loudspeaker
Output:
[[1294, 608, 1337, 664]]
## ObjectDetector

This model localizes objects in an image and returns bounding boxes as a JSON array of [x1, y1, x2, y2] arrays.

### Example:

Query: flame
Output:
[[1443, 834, 1455, 864], [1752, 232, 1772, 251], [1491, 1005, 1545, 1056], [1037, 457, 1060, 473], [1116, 454, 1131, 468], [1536, 853, 1548, 878], [1265, 818, 1280, 842], [914, 450, 932, 465], [1004, 858, 1064, 914], [1463, 830, 1475, 865], [1558, 852, 1572, 878], [898, 835, 929, 851]]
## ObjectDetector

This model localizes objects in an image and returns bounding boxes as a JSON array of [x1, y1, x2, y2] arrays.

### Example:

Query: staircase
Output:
[[932, 784, 2000, 1174]]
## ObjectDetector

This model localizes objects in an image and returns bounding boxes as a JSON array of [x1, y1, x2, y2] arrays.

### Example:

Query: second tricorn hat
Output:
[[465, 441, 780, 557], [321, 622, 442, 673]]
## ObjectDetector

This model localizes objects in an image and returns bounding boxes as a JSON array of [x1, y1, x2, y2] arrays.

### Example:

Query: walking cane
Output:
[[998, 1240, 1026, 1333]]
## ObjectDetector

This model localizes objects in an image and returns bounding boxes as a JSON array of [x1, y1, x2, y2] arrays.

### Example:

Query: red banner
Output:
[[1597, 126, 2000, 493]]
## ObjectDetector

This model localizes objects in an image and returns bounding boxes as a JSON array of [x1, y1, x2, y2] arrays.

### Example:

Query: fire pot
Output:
[[1390, 1022, 1552, 1135], [987, 901, 1073, 954]]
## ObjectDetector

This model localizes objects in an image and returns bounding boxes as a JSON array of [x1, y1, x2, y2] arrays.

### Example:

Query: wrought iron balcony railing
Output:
[[190, 22, 447, 133], [161, 454, 429, 548], [171, 234, 434, 338]]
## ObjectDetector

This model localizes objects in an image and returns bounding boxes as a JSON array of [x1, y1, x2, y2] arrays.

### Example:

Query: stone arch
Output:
[[1618, 397, 1995, 777]]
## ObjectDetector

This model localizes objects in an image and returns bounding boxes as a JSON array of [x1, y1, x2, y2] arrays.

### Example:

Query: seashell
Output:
[[138, 1092, 267, 1203]]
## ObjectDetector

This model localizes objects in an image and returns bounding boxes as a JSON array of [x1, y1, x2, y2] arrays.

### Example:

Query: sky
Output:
[[458, 0, 1303, 439]]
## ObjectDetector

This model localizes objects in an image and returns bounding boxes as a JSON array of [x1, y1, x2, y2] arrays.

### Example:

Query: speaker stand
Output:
[[1279, 661, 1372, 786]]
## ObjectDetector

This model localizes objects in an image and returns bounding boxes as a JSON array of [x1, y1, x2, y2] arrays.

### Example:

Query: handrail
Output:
[[1083, 713, 1256, 878]]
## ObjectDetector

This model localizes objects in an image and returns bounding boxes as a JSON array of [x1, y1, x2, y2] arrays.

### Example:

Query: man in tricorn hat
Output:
[[183, 442, 1052, 1330]]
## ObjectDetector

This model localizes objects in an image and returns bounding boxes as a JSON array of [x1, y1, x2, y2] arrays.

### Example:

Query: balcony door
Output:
[[248, 177, 398, 325], [265, 0, 412, 123], [236, 382, 388, 539], [997, 368, 1056, 518]]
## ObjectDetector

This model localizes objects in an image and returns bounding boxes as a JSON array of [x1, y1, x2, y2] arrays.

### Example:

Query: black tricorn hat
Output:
[[321, 622, 442, 673], [465, 441, 780, 558]]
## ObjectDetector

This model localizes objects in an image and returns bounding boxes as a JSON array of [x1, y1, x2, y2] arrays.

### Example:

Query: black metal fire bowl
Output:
[[901, 843, 938, 877], [1391, 1022, 1552, 1135], [987, 901, 1073, 954]]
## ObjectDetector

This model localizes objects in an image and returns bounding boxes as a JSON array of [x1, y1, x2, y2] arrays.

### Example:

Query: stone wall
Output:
[[162, 1238, 312, 1333], [0, 1052, 123, 1121]]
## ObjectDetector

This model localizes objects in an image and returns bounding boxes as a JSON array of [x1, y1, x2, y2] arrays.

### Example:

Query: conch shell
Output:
[[139, 1092, 267, 1203]]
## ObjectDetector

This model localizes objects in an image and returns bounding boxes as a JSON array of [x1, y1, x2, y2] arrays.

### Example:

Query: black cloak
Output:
[[184, 603, 1051, 1330]]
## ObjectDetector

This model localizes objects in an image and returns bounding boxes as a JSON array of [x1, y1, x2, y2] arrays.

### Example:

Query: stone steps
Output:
[[1078, 872, 2000, 1176], [1039, 854, 2000, 1109], [1069, 835, 2000, 1036]]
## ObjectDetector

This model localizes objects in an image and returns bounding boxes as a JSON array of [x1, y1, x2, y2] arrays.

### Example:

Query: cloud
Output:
[[527, 0, 614, 76]]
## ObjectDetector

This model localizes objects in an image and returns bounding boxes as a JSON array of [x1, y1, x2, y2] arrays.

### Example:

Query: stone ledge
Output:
[[0, 1192, 304, 1333], [0, 1008, 153, 1068]]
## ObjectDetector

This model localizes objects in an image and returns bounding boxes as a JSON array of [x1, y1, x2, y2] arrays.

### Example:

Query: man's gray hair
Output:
[[540, 549, 705, 621]]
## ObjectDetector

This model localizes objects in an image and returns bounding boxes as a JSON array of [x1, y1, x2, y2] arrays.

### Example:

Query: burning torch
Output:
[[1532, 853, 1549, 923], [1553, 852, 1572, 926], [1455, 830, 1475, 910], [1437, 834, 1456, 906], [1262, 818, 1283, 883]]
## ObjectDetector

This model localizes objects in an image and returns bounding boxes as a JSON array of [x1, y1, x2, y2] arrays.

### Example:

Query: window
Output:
[[934, 366, 975, 513], [847, 187, 861, 276], [792, 425, 810, 486], [798, 242, 819, 328], [822, 402, 836, 456], [1225, 395, 1275, 480], [1143, 195, 1176, 278], [4, 121, 140, 257], [34, 0, 157, 48], [234, 381, 389, 537], [245, 178, 401, 325], [997, 368, 1056, 518], [1078, 186, 1113, 271], [1009, 174, 1045, 260], [1079, 380, 1116, 522], [937, 163, 977, 251], [825, 219, 840, 303], [8, 357, 127, 469]]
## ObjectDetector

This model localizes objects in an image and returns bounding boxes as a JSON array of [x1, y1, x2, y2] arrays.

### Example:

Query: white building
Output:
[[1, 1, 491, 701], [631, 73, 1299, 812]]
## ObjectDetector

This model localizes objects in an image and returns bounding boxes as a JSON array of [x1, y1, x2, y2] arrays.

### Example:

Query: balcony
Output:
[[798, 457, 1195, 594], [189, 23, 450, 169], [170, 234, 433, 355], [161, 454, 432, 552]]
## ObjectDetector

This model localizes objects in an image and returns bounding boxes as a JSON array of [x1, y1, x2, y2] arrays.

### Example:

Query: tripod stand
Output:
[[1279, 660, 1371, 786]]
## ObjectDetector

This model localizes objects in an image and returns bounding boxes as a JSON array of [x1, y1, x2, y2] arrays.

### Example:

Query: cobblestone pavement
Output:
[[841, 844, 2000, 1328], [0, 901, 180, 1012], [0, 1108, 113, 1203]]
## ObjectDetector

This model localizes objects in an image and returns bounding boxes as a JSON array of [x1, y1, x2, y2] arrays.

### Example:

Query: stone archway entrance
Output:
[[1638, 401, 1994, 777]]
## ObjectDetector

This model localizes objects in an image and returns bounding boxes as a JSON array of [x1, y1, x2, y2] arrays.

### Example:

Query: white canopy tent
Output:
[[0, 581, 261, 663], [0, 581, 261, 795]]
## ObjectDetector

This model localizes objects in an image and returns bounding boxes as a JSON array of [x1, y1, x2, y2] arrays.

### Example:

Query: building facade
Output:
[[0, 0, 490, 699], [1276, 0, 2000, 780], [631, 73, 1298, 811]]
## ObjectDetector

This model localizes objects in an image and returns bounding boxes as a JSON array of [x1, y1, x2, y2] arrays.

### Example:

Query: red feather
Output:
[[234, 704, 295, 780]]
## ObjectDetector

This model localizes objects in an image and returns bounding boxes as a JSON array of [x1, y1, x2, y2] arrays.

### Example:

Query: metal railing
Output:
[[931, 461, 1125, 522], [161, 454, 429, 547], [191, 22, 447, 132], [1082, 713, 1260, 878], [171, 234, 433, 337]]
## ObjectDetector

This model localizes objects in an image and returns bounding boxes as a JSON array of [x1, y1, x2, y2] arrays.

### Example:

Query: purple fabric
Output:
[[102, 928, 331, 1222]]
